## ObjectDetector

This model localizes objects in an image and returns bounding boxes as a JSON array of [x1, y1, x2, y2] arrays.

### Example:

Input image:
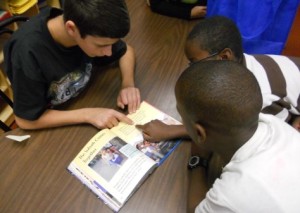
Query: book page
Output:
[[70, 129, 157, 208], [111, 101, 181, 146], [73, 129, 116, 165]]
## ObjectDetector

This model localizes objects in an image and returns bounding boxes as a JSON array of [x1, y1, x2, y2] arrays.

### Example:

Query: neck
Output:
[[213, 123, 258, 165], [47, 15, 77, 47]]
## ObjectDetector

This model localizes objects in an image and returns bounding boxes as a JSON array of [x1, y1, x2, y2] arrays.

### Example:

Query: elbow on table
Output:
[[14, 116, 40, 130]]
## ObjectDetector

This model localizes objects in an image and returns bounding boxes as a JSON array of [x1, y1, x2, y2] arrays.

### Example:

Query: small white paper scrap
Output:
[[6, 135, 31, 142]]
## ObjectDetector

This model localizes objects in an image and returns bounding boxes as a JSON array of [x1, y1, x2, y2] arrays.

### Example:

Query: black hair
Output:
[[176, 60, 262, 131], [187, 16, 243, 63], [63, 0, 130, 38]]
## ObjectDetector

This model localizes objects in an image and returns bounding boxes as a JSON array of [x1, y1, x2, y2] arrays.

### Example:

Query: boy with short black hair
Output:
[[137, 16, 300, 142], [4, 0, 140, 130], [176, 60, 300, 212]]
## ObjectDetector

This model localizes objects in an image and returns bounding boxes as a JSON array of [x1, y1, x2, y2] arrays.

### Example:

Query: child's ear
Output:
[[219, 48, 234, 61], [194, 123, 206, 144], [65, 20, 77, 36]]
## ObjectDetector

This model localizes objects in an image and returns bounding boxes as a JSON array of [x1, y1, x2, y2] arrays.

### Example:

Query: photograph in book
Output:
[[136, 140, 179, 165], [88, 137, 129, 182], [67, 101, 182, 212]]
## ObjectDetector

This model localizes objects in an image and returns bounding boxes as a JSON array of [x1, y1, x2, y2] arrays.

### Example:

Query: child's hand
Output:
[[191, 6, 206, 19], [117, 87, 141, 114], [136, 119, 173, 142], [86, 108, 133, 129]]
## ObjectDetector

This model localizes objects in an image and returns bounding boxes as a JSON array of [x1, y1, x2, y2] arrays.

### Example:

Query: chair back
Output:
[[0, 15, 28, 133]]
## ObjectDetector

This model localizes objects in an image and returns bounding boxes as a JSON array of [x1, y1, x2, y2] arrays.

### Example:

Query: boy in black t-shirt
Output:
[[4, 0, 140, 130]]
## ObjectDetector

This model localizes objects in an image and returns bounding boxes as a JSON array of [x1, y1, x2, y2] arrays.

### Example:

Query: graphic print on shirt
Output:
[[48, 62, 92, 105]]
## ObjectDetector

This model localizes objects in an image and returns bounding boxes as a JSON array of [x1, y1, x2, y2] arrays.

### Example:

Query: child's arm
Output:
[[117, 44, 141, 114], [188, 166, 208, 213], [190, 6, 207, 19], [136, 119, 189, 142], [15, 108, 133, 130]]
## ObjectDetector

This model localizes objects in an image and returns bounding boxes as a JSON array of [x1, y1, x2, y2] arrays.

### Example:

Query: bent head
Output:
[[175, 60, 262, 148], [63, 0, 130, 57], [185, 16, 243, 64]]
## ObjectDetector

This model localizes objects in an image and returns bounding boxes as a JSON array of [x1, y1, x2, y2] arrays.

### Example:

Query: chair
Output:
[[0, 89, 13, 132], [0, 15, 28, 34], [0, 15, 28, 132]]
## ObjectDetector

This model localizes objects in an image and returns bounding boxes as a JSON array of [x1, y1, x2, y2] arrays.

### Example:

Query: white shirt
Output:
[[244, 54, 300, 121], [196, 114, 300, 213]]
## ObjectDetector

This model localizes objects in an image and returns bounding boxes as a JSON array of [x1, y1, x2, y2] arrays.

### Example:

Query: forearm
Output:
[[119, 44, 136, 88], [167, 124, 190, 139], [15, 107, 132, 130], [15, 108, 91, 130], [188, 167, 208, 213]]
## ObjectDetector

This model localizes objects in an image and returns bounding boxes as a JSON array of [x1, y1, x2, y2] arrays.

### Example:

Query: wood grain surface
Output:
[[0, 0, 205, 212]]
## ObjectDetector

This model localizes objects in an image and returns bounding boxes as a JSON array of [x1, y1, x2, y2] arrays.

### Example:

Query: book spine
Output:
[[157, 139, 182, 166]]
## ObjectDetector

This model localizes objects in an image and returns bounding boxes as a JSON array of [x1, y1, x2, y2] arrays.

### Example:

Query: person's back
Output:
[[243, 53, 300, 124], [197, 113, 300, 212], [175, 60, 300, 212]]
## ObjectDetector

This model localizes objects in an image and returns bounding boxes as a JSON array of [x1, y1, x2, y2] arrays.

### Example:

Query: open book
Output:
[[67, 101, 181, 212]]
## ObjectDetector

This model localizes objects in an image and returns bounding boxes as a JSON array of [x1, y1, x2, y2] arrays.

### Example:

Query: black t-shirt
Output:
[[4, 8, 126, 120]]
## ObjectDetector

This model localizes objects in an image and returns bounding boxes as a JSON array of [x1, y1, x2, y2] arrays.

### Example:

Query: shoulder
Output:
[[7, 7, 62, 50], [197, 162, 275, 213], [244, 53, 300, 90], [245, 53, 300, 72], [195, 172, 245, 213], [259, 114, 300, 138]]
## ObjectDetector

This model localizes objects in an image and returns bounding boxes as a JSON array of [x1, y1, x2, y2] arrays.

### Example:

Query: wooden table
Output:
[[0, 0, 204, 212]]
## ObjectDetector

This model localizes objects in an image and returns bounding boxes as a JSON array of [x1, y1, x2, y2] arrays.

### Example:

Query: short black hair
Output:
[[176, 60, 262, 131], [187, 16, 243, 63], [63, 0, 130, 38]]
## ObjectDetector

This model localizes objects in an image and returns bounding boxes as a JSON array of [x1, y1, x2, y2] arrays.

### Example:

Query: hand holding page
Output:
[[67, 101, 181, 212]]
